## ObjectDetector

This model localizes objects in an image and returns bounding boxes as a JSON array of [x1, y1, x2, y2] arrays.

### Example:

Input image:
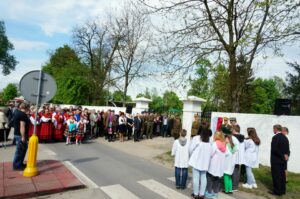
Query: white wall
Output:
[[211, 112, 300, 173], [57, 104, 147, 115]]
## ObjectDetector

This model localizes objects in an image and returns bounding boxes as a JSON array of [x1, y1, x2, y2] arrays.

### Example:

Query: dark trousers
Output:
[[207, 173, 221, 194], [134, 129, 140, 141], [175, 167, 188, 188], [13, 136, 28, 169], [162, 125, 168, 137], [127, 128, 133, 139], [232, 165, 240, 190], [271, 162, 286, 195], [108, 134, 113, 142]]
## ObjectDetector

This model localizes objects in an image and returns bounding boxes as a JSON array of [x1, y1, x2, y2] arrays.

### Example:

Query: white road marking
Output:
[[43, 149, 57, 156], [63, 161, 99, 189], [168, 176, 234, 198], [100, 184, 140, 199], [168, 177, 175, 182], [138, 179, 190, 199], [168, 176, 192, 188]]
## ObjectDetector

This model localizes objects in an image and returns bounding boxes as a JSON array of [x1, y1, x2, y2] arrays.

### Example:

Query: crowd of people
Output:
[[171, 116, 290, 199], [0, 102, 291, 197], [0, 102, 184, 145]]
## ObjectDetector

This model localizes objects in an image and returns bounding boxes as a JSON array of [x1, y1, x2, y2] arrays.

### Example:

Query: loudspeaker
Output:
[[126, 105, 133, 114], [274, 99, 291, 115]]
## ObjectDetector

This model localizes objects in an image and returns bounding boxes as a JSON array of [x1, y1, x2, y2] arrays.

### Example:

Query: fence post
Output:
[[133, 97, 152, 114], [181, 96, 206, 139]]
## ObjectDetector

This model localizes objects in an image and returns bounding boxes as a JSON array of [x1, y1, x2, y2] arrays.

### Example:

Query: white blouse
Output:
[[208, 142, 227, 177], [244, 139, 259, 168], [189, 135, 212, 171]]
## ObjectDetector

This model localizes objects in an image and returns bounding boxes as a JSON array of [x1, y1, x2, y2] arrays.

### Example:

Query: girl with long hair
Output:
[[242, 127, 260, 189], [189, 125, 212, 199]]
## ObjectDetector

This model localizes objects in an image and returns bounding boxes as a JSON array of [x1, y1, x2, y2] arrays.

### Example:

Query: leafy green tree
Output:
[[163, 91, 183, 111], [112, 90, 132, 102], [285, 62, 300, 114], [273, 76, 286, 98], [141, 0, 299, 112], [250, 78, 280, 114], [149, 95, 164, 113], [1, 83, 18, 104], [42, 45, 92, 105], [53, 67, 91, 105], [0, 21, 17, 75], [135, 88, 151, 99], [188, 59, 213, 100]]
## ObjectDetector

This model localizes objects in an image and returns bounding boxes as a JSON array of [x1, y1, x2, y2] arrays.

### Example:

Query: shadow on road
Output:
[[72, 157, 99, 164]]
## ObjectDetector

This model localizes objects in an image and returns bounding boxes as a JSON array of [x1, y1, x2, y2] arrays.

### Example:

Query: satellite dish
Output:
[[19, 70, 57, 104]]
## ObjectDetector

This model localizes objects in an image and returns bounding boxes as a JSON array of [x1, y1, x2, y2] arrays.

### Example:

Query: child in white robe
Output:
[[171, 129, 190, 189]]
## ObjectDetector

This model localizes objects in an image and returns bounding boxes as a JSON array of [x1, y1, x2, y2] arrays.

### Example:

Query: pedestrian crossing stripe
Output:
[[168, 176, 192, 189], [168, 176, 235, 199], [138, 179, 190, 199], [100, 184, 140, 199]]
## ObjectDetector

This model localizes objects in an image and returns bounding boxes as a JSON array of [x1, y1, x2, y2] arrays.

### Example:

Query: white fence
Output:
[[58, 104, 146, 115], [211, 112, 300, 173]]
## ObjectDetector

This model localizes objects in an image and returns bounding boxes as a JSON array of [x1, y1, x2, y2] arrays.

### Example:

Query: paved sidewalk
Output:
[[0, 160, 84, 198], [0, 133, 85, 199]]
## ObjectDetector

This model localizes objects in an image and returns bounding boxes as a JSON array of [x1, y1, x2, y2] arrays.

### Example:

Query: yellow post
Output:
[[23, 134, 39, 177]]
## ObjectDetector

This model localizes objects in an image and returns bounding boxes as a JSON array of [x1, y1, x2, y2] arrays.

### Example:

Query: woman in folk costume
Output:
[[223, 130, 238, 194], [242, 127, 260, 189], [106, 110, 114, 142], [76, 117, 87, 144], [40, 108, 53, 142], [118, 112, 127, 142], [28, 107, 40, 138], [205, 130, 227, 199], [189, 125, 212, 199], [53, 108, 65, 141], [66, 114, 77, 145]]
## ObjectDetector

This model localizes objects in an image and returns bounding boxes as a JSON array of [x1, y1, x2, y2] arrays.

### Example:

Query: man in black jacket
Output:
[[133, 113, 142, 142], [270, 124, 290, 196]]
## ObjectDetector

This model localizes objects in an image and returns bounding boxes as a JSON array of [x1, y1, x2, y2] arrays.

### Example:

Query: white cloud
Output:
[[0, 0, 123, 36], [10, 38, 49, 51], [0, 58, 44, 90]]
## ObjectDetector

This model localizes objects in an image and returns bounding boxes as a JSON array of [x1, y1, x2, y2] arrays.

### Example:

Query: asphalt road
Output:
[[45, 139, 192, 199]]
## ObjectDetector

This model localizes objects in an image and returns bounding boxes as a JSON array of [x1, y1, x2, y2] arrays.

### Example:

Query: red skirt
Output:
[[40, 122, 53, 141], [54, 123, 65, 139], [28, 123, 40, 138]]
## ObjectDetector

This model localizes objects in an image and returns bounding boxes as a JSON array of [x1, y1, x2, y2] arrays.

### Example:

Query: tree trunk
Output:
[[122, 74, 129, 107], [228, 53, 239, 112]]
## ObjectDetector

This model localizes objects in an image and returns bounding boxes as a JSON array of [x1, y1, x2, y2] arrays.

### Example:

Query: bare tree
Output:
[[111, 2, 152, 107], [72, 22, 123, 105], [140, 0, 300, 112]]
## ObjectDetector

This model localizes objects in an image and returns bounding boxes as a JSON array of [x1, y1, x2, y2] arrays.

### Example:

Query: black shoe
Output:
[[268, 191, 283, 196], [13, 164, 26, 171], [191, 194, 199, 199]]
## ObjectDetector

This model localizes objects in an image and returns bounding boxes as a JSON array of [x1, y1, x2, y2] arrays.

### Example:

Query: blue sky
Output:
[[0, 0, 299, 98]]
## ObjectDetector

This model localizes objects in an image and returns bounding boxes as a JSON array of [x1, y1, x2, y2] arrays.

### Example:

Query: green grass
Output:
[[240, 165, 300, 199], [154, 151, 300, 199], [154, 151, 174, 166]]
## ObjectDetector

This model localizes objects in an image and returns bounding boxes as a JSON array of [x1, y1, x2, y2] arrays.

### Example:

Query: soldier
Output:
[[141, 112, 148, 139], [172, 115, 182, 139], [146, 113, 154, 139], [191, 114, 200, 137]]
